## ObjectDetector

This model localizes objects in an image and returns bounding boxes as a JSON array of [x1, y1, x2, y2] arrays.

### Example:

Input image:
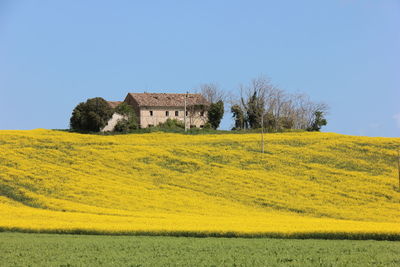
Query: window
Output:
[[200, 111, 205, 117], [175, 111, 179, 116], [166, 111, 169, 116], [190, 125, 196, 128], [186, 111, 188, 116], [200, 125, 204, 128], [149, 110, 153, 116]]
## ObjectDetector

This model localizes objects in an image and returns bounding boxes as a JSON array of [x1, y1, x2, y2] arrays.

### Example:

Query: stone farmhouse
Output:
[[102, 92, 209, 131]]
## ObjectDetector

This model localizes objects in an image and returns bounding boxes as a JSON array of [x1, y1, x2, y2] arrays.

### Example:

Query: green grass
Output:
[[0, 233, 399, 266]]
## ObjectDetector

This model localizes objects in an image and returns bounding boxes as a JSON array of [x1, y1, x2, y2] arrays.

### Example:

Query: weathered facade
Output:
[[103, 92, 209, 131]]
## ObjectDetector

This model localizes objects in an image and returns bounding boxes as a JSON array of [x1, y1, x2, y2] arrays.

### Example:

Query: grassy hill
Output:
[[0, 129, 399, 238]]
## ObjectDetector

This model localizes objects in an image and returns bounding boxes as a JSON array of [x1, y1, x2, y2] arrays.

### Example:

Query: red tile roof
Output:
[[107, 101, 122, 108], [127, 93, 209, 107]]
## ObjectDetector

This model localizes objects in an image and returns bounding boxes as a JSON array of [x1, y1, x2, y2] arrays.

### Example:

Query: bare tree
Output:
[[230, 75, 329, 131], [238, 76, 274, 128], [286, 93, 329, 130], [198, 83, 226, 104]]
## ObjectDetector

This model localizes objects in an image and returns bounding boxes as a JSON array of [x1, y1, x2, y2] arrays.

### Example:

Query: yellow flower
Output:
[[0, 129, 399, 236]]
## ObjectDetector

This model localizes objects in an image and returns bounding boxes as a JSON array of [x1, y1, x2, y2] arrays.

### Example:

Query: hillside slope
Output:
[[0, 129, 399, 237]]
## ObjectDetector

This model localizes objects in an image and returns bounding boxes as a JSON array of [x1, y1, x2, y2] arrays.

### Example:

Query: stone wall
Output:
[[101, 113, 126, 132], [140, 107, 207, 128]]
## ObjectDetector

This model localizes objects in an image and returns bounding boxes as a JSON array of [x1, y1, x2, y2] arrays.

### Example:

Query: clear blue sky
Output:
[[1, 0, 399, 137]]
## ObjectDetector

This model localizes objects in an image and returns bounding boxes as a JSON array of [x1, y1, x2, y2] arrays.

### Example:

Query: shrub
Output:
[[203, 122, 212, 129], [158, 119, 185, 129], [113, 103, 139, 132]]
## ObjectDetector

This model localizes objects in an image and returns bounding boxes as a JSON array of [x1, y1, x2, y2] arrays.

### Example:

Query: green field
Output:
[[0, 233, 399, 266]]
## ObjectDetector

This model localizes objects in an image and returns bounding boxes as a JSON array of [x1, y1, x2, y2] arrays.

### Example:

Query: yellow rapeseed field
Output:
[[0, 129, 399, 238]]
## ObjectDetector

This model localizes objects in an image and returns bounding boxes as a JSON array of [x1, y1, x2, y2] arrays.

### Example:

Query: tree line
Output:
[[199, 76, 328, 132], [69, 75, 328, 133]]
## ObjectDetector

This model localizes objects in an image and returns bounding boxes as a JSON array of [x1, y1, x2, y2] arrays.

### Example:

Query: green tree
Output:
[[307, 111, 327, 132], [113, 103, 138, 133], [246, 92, 264, 129], [208, 100, 224, 129], [70, 97, 113, 132], [231, 104, 246, 130]]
